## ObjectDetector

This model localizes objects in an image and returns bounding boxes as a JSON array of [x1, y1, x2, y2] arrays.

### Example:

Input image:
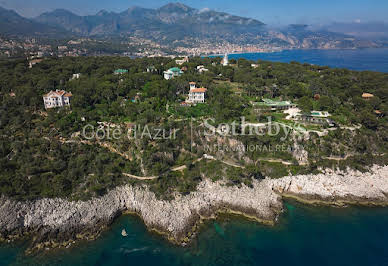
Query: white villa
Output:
[[187, 82, 207, 104], [197, 65, 209, 73], [71, 73, 81, 80], [147, 66, 157, 73], [175, 56, 189, 65], [164, 67, 184, 80], [29, 58, 43, 68], [43, 90, 72, 109]]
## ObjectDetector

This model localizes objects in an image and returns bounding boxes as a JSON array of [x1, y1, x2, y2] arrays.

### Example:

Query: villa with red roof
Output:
[[187, 82, 207, 104], [43, 90, 72, 109]]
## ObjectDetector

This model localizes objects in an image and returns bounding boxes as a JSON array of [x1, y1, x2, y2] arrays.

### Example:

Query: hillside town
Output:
[[0, 35, 287, 60]]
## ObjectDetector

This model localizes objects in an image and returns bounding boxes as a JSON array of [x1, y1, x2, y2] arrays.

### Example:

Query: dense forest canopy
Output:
[[0, 56, 387, 201]]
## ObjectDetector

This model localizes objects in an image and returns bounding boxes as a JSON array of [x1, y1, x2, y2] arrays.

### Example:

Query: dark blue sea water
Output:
[[227, 48, 388, 73], [2, 202, 388, 266]]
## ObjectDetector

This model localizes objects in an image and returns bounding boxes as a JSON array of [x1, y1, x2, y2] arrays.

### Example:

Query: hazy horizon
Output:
[[1, 0, 387, 26]]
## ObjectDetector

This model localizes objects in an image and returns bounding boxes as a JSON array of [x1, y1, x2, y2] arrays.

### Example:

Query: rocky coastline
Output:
[[0, 165, 387, 253]]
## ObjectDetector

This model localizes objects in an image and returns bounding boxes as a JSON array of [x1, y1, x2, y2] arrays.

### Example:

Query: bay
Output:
[[226, 48, 388, 73]]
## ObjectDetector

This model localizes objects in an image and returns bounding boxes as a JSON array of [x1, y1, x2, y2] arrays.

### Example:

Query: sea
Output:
[[2, 202, 388, 266], [2, 48, 388, 265], [226, 48, 388, 73]]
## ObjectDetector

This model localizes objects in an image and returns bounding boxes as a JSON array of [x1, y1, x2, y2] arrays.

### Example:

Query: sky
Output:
[[0, 0, 387, 25]]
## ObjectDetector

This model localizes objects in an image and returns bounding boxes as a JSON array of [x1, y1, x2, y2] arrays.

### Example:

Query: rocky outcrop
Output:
[[0, 179, 282, 252], [270, 165, 388, 205], [0, 166, 387, 252]]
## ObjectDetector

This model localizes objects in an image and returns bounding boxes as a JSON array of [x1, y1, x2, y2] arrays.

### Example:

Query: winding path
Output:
[[122, 173, 158, 180]]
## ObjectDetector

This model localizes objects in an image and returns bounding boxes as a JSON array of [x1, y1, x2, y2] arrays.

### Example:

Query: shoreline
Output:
[[204, 47, 386, 58], [0, 165, 387, 254], [279, 192, 388, 208]]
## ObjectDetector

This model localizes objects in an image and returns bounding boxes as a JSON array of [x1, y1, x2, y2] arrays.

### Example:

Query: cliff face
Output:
[[0, 179, 282, 251], [270, 165, 388, 205], [0, 166, 387, 252]]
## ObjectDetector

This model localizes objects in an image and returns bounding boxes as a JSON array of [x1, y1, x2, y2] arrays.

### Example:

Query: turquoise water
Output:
[[226, 48, 388, 73], [2, 202, 388, 265], [2, 49, 388, 265]]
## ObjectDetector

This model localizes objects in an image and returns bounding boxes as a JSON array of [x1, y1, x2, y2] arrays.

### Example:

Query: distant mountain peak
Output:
[[46, 9, 79, 17], [0, 6, 19, 16], [0, 3, 378, 49], [198, 7, 211, 14], [158, 2, 195, 13], [0, 6, 69, 37], [288, 24, 309, 30], [29, 3, 266, 36], [96, 9, 109, 16], [124, 6, 153, 14]]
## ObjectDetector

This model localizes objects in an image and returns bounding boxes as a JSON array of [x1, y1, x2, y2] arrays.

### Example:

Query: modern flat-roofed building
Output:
[[114, 69, 128, 75], [164, 67, 183, 80], [294, 111, 334, 126], [254, 98, 297, 111]]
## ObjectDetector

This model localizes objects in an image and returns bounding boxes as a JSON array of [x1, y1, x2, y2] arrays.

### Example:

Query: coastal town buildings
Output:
[[187, 82, 207, 104], [58, 46, 68, 52], [164, 67, 184, 80], [43, 90, 72, 109]]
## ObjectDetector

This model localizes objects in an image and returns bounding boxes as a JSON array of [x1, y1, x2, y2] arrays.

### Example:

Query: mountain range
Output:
[[0, 6, 68, 37], [33, 3, 265, 39], [0, 3, 386, 49]]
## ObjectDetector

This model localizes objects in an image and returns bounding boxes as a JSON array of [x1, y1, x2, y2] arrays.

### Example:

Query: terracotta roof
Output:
[[125, 123, 136, 128], [362, 93, 374, 98], [29, 59, 43, 64], [189, 82, 196, 84], [64, 93, 73, 97], [374, 110, 382, 114], [56, 90, 66, 96], [190, 87, 207, 93], [44, 90, 69, 98]]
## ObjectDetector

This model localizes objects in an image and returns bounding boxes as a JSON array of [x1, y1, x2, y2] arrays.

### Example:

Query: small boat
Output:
[[121, 229, 128, 237]]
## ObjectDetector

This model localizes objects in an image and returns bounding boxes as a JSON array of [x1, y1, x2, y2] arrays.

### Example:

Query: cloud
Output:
[[199, 7, 210, 14]]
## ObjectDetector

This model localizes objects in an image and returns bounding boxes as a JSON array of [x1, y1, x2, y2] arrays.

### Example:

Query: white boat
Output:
[[121, 229, 128, 237]]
